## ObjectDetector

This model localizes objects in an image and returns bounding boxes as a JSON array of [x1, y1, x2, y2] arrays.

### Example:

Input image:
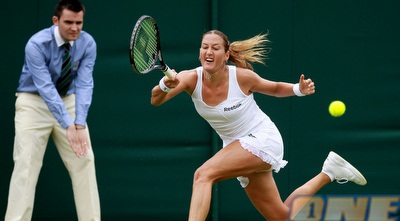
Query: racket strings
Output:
[[133, 19, 158, 72]]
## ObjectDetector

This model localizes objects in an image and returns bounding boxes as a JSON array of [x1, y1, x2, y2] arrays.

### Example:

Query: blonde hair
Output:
[[202, 30, 270, 70]]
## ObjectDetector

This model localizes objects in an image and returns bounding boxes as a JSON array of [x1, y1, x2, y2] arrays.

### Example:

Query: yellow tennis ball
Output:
[[329, 100, 346, 117]]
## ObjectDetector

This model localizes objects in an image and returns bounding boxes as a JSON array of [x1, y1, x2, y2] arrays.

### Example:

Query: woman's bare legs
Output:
[[188, 141, 270, 221], [187, 142, 366, 221], [244, 172, 331, 221]]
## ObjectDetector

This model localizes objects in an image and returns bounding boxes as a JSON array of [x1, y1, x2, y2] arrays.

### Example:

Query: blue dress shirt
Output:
[[17, 25, 96, 129]]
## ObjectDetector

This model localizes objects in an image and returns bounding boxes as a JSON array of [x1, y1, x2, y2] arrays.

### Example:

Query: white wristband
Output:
[[293, 83, 306, 97], [159, 77, 172, 93]]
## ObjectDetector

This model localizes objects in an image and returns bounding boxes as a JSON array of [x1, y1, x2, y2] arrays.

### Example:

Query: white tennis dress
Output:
[[191, 66, 288, 186]]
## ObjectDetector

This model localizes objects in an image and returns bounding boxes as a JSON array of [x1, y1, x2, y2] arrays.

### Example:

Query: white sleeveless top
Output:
[[191, 65, 270, 146]]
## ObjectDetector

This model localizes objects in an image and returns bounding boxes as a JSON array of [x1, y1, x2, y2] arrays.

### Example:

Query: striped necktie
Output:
[[56, 43, 72, 96]]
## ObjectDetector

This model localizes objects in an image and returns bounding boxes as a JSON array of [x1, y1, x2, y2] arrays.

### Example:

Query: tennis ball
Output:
[[329, 100, 346, 117]]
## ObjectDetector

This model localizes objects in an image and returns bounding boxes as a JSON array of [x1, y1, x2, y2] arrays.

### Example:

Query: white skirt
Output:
[[236, 119, 288, 188]]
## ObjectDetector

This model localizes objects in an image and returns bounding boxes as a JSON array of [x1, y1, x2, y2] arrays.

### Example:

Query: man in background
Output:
[[5, 0, 100, 220]]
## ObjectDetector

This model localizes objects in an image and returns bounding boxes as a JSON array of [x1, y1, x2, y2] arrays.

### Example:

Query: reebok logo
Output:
[[224, 103, 242, 112]]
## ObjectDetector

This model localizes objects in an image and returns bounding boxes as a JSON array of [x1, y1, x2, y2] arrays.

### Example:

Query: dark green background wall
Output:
[[1, 0, 399, 220]]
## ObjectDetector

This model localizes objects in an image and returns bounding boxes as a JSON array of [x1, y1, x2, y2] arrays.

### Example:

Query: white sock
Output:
[[322, 170, 335, 181]]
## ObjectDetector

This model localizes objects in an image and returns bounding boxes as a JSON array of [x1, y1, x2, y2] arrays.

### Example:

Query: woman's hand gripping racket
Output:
[[129, 15, 174, 78]]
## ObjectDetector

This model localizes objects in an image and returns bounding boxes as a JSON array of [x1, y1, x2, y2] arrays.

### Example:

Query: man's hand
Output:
[[66, 125, 90, 158]]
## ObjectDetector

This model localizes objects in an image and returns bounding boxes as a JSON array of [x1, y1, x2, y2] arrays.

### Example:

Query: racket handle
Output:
[[162, 66, 175, 78]]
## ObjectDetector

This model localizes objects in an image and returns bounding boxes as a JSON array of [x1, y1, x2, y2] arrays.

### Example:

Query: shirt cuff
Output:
[[61, 115, 74, 129], [74, 114, 87, 127]]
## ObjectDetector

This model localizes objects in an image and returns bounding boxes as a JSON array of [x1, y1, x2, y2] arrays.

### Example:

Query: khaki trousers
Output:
[[5, 93, 100, 221]]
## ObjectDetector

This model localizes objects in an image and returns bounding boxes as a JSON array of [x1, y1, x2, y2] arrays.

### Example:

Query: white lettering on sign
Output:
[[290, 195, 400, 221]]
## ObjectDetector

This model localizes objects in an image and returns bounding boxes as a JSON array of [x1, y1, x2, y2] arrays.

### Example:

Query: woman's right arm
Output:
[[150, 69, 197, 106]]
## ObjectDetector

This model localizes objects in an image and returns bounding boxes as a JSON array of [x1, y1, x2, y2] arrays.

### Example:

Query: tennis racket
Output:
[[129, 15, 174, 78]]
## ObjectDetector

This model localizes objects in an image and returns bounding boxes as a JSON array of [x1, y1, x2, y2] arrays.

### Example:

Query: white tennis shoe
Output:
[[322, 151, 367, 186]]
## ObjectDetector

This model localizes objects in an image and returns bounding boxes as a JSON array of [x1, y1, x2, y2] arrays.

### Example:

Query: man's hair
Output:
[[54, 0, 85, 18]]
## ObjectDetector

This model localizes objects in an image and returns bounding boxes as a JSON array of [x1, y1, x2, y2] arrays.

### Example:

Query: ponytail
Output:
[[228, 34, 269, 70]]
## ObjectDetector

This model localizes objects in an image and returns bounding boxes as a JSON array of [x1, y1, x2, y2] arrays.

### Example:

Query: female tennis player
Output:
[[150, 30, 366, 221]]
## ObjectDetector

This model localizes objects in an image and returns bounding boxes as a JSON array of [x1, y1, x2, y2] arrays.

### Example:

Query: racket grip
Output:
[[162, 66, 175, 78]]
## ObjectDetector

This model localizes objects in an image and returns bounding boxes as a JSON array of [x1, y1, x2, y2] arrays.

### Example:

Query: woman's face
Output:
[[199, 34, 229, 73]]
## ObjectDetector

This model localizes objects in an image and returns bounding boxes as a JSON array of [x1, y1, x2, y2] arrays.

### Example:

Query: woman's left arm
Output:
[[240, 69, 315, 97]]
